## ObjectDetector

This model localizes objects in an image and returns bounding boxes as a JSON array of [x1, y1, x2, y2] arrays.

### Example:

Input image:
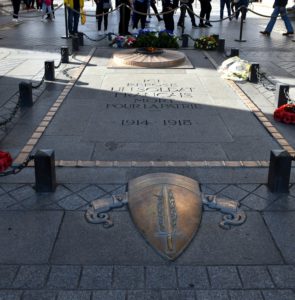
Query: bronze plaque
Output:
[[128, 173, 202, 260]]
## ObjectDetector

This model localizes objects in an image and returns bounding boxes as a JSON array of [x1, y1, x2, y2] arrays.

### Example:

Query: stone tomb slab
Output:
[[0, 211, 63, 264]]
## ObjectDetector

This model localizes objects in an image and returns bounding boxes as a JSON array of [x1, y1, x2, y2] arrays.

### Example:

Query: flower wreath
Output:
[[194, 35, 218, 50], [0, 151, 12, 172], [274, 103, 295, 124]]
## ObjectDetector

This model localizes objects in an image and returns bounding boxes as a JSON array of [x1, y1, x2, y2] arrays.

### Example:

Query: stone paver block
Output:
[[127, 290, 161, 300], [0, 194, 17, 210], [237, 184, 260, 193], [0, 211, 63, 264], [0, 291, 22, 300], [238, 266, 274, 288], [12, 265, 50, 289], [146, 266, 177, 289], [217, 185, 249, 201], [58, 194, 88, 210], [264, 212, 295, 264], [92, 290, 126, 300], [79, 266, 112, 289], [0, 265, 18, 288], [78, 185, 106, 201], [47, 265, 81, 289], [8, 185, 35, 201], [241, 194, 276, 211], [228, 290, 263, 300], [113, 266, 144, 289], [195, 290, 229, 300], [22, 291, 57, 300], [253, 185, 280, 202], [262, 290, 295, 300], [161, 290, 196, 300], [177, 266, 209, 289], [268, 265, 295, 288], [207, 266, 242, 289], [266, 195, 295, 211], [64, 184, 89, 193], [57, 291, 91, 300]]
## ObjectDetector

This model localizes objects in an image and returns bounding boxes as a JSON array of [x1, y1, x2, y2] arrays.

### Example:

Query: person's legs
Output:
[[187, 3, 197, 26], [220, 0, 225, 19], [97, 7, 103, 30], [73, 10, 80, 33], [199, 0, 205, 25], [225, 0, 231, 18], [103, 9, 109, 31], [163, 8, 174, 32], [11, 0, 21, 19], [205, 2, 212, 24], [265, 7, 279, 33], [280, 8, 294, 33], [177, 4, 186, 26], [151, 0, 161, 20]]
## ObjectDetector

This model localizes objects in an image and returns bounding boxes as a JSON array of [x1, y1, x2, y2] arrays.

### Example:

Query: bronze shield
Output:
[[128, 173, 202, 260]]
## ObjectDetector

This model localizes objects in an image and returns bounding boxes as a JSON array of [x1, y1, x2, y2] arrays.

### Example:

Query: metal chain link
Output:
[[31, 75, 45, 89], [256, 70, 276, 91], [83, 32, 108, 42], [0, 98, 21, 128], [0, 154, 34, 177], [54, 59, 62, 69], [284, 88, 295, 104]]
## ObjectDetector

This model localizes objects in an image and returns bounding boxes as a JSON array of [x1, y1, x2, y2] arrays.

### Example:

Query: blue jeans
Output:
[[265, 6, 294, 33], [67, 7, 80, 34]]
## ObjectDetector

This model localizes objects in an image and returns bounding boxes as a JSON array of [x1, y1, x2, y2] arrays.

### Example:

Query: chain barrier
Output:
[[0, 96, 20, 128], [0, 154, 34, 177], [82, 32, 108, 42], [284, 88, 295, 104], [54, 58, 62, 69], [256, 69, 276, 91], [31, 75, 45, 89]]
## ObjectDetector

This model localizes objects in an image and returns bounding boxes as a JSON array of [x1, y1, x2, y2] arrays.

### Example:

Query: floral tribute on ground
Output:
[[194, 35, 218, 50], [274, 103, 295, 124]]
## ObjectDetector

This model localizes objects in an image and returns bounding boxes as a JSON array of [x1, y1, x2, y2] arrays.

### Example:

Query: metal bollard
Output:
[[77, 32, 84, 46], [182, 34, 189, 48], [61, 46, 69, 63], [72, 36, 79, 51], [44, 60, 55, 81], [267, 150, 292, 193], [19, 81, 33, 107], [275, 83, 289, 108], [34, 149, 56, 192], [217, 38, 225, 53], [248, 63, 259, 83], [230, 48, 239, 57]]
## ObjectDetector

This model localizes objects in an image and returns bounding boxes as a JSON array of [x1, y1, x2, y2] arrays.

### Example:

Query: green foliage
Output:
[[133, 31, 179, 48]]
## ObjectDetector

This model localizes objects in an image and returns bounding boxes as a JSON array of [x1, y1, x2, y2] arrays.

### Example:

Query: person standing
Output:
[[95, 0, 112, 35], [162, 0, 177, 32], [260, 0, 294, 36], [177, 0, 198, 28], [41, 0, 53, 21], [220, 0, 231, 20], [199, 0, 212, 27], [118, 0, 132, 35], [235, 0, 248, 20], [133, 0, 148, 30], [64, 0, 84, 35], [11, 0, 21, 21]]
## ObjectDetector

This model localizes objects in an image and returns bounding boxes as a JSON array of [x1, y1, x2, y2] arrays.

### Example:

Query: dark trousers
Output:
[[97, 8, 109, 30], [11, 0, 21, 18], [150, 0, 161, 20], [119, 4, 131, 35], [220, 0, 231, 19], [199, 0, 211, 24], [163, 8, 174, 31], [67, 7, 80, 34], [133, 1, 148, 29], [178, 3, 196, 26]]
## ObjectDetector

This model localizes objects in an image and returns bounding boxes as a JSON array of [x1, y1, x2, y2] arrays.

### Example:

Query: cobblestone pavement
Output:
[[0, 0, 295, 299]]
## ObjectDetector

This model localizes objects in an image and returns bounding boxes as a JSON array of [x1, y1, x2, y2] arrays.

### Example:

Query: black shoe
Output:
[[192, 24, 198, 28], [282, 32, 294, 36], [199, 23, 208, 28], [205, 22, 212, 27], [260, 31, 270, 36]]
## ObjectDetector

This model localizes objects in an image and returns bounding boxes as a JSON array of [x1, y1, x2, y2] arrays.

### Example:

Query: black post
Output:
[[78, 32, 84, 46], [248, 63, 259, 83], [212, 34, 219, 41], [275, 83, 289, 108], [230, 48, 239, 57], [72, 36, 79, 51], [267, 150, 292, 193], [19, 82, 33, 107], [217, 38, 225, 53], [34, 149, 56, 192], [235, 7, 246, 42], [61, 46, 69, 63], [61, 4, 69, 39], [44, 60, 55, 81], [182, 34, 189, 48]]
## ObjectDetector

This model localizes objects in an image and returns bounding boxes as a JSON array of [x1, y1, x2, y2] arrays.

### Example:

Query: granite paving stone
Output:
[[57, 291, 91, 300], [146, 266, 177, 289], [263, 212, 295, 264], [241, 193, 276, 211], [0, 194, 17, 210], [195, 290, 230, 300], [64, 184, 89, 193], [77, 185, 107, 202], [266, 195, 295, 211], [252, 185, 281, 202], [236, 184, 260, 193], [8, 185, 35, 201], [237, 266, 274, 289], [261, 290, 295, 300], [22, 290, 57, 300], [113, 266, 144, 289], [0, 291, 23, 300], [47, 265, 81, 289], [0, 211, 63, 264], [127, 290, 161, 300], [0, 265, 18, 289], [12, 265, 50, 289], [217, 185, 249, 201], [161, 289, 196, 300], [207, 266, 242, 289], [177, 266, 209, 289], [0, 184, 24, 193], [228, 290, 264, 300], [79, 266, 113, 289], [57, 194, 88, 210], [268, 265, 295, 288], [92, 290, 126, 300]]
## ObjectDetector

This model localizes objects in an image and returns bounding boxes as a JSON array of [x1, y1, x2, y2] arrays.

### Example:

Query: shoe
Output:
[[282, 32, 294, 36], [11, 18, 19, 22], [260, 31, 270, 36], [205, 22, 212, 27], [98, 30, 103, 35], [192, 24, 198, 28], [198, 23, 208, 28], [41, 18, 47, 22]]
